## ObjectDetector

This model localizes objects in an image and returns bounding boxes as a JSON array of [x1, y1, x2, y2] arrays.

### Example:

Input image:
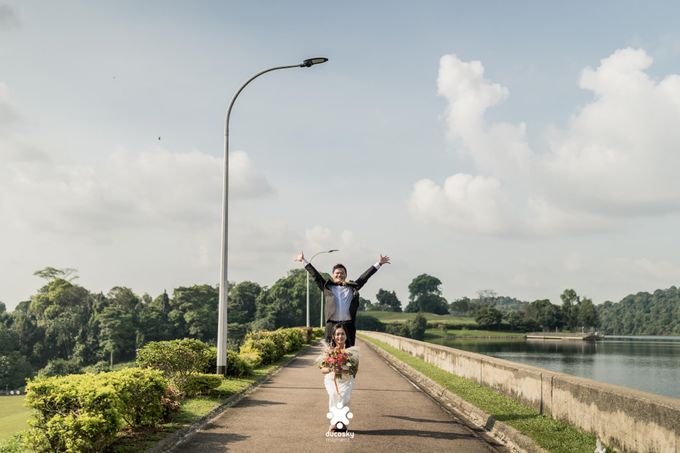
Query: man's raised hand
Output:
[[379, 254, 391, 265], [294, 251, 305, 262]]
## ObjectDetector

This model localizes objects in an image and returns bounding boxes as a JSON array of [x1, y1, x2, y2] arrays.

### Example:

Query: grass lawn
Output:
[[0, 396, 31, 441], [358, 311, 477, 325], [359, 334, 600, 453], [424, 327, 525, 340]]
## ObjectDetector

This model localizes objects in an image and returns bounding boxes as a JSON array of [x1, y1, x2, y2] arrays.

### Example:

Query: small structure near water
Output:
[[525, 332, 603, 341]]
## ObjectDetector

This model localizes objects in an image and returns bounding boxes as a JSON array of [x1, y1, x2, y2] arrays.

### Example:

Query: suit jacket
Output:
[[305, 263, 379, 323]]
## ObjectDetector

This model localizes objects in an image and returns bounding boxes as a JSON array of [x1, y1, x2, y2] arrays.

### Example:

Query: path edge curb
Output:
[[359, 336, 549, 453], [146, 344, 314, 453]]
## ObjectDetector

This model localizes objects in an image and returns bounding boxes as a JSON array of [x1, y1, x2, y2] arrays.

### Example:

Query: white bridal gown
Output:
[[324, 371, 355, 411]]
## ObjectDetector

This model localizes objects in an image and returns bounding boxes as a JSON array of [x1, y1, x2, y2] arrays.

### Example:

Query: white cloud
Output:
[[303, 225, 359, 255], [0, 4, 19, 30], [412, 48, 680, 235], [1, 147, 273, 235], [408, 174, 512, 234]]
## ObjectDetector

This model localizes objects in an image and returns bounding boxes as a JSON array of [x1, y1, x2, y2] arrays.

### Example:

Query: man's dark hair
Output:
[[332, 264, 347, 273]]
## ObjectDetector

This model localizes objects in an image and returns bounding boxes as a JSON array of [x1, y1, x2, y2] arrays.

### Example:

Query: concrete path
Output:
[[172, 340, 506, 453]]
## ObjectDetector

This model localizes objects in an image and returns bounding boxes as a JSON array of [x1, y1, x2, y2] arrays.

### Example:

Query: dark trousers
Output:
[[325, 320, 356, 347]]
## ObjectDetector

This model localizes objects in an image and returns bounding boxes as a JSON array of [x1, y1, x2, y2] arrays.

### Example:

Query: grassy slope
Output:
[[424, 328, 525, 340], [359, 334, 598, 453], [358, 311, 477, 325], [0, 397, 31, 441]]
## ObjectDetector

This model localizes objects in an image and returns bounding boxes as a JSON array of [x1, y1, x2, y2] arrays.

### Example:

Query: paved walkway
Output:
[[172, 340, 506, 452]]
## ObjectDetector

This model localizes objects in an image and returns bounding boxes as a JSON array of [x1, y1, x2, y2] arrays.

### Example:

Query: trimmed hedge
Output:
[[24, 368, 168, 452], [239, 328, 306, 366], [136, 338, 212, 392], [183, 373, 224, 397]]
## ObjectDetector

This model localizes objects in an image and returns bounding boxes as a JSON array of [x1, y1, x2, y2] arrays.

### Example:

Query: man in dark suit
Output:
[[295, 251, 390, 347]]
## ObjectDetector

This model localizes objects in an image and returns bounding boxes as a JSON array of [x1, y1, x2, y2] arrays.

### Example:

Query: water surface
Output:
[[428, 335, 680, 399]]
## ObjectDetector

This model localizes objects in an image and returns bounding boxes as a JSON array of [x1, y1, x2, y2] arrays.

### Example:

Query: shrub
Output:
[[409, 314, 428, 340], [24, 369, 171, 452], [240, 337, 278, 365], [225, 350, 253, 378], [201, 347, 218, 374], [102, 368, 167, 428], [37, 358, 82, 378], [312, 327, 325, 339], [161, 386, 182, 418], [237, 349, 262, 369], [278, 328, 304, 352], [356, 314, 386, 332], [183, 373, 224, 397], [25, 374, 121, 452], [81, 361, 111, 374], [136, 338, 213, 391]]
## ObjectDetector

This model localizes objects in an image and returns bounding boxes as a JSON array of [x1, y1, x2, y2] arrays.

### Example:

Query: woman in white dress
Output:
[[319, 324, 359, 432]]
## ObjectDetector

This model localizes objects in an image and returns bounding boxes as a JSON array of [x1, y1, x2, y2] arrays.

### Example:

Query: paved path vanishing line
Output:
[[172, 340, 508, 453]]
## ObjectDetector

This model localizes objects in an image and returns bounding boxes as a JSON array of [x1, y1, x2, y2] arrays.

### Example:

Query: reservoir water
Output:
[[427, 335, 680, 399]]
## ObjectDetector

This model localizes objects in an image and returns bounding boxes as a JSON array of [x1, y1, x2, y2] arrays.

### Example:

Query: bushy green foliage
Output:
[[237, 349, 262, 369], [37, 358, 82, 377], [103, 368, 167, 428], [312, 327, 325, 339], [24, 368, 169, 452], [26, 374, 122, 452], [80, 360, 110, 374], [239, 328, 305, 366], [385, 314, 427, 340], [356, 314, 386, 332], [225, 350, 253, 378], [409, 314, 427, 340], [136, 338, 212, 391], [240, 337, 278, 365], [183, 373, 224, 397]]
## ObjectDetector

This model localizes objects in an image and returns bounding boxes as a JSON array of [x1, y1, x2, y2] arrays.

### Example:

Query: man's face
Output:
[[332, 267, 347, 282]]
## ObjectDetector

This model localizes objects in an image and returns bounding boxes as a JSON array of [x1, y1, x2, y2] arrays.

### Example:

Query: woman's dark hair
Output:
[[332, 264, 347, 273], [330, 323, 347, 348]]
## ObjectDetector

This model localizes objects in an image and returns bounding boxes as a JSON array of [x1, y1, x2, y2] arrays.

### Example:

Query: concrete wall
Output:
[[360, 331, 680, 453]]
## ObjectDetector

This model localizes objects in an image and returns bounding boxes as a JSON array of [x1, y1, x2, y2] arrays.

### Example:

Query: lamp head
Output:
[[301, 57, 329, 67]]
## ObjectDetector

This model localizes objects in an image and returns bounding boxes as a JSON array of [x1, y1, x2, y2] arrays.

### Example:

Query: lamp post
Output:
[[217, 57, 329, 376], [305, 249, 338, 327]]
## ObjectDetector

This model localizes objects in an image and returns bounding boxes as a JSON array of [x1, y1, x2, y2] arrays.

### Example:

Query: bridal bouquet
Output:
[[320, 347, 359, 377]]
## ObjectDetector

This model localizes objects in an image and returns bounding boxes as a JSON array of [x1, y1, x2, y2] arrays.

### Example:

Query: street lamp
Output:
[[306, 249, 339, 327], [217, 57, 329, 376]]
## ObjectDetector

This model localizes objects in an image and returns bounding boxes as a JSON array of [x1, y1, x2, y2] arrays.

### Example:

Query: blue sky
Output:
[[3, 1, 680, 310]]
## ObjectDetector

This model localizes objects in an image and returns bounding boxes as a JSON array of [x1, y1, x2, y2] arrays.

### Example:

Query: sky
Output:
[[2, 1, 680, 311]]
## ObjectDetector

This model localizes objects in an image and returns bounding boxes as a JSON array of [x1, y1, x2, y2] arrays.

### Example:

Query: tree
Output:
[[358, 297, 374, 311], [409, 314, 427, 340], [33, 267, 79, 282], [560, 289, 579, 330], [525, 299, 561, 331], [449, 297, 470, 315], [29, 278, 93, 361], [98, 304, 136, 366], [578, 297, 599, 329], [169, 285, 219, 343], [137, 291, 171, 345], [405, 274, 447, 314], [475, 307, 503, 329], [228, 281, 262, 324], [375, 289, 402, 312], [408, 274, 442, 301], [255, 269, 310, 329]]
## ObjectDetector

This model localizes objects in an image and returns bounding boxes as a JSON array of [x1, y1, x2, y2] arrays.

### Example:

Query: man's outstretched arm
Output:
[[294, 250, 326, 289], [355, 254, 390, 289]]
